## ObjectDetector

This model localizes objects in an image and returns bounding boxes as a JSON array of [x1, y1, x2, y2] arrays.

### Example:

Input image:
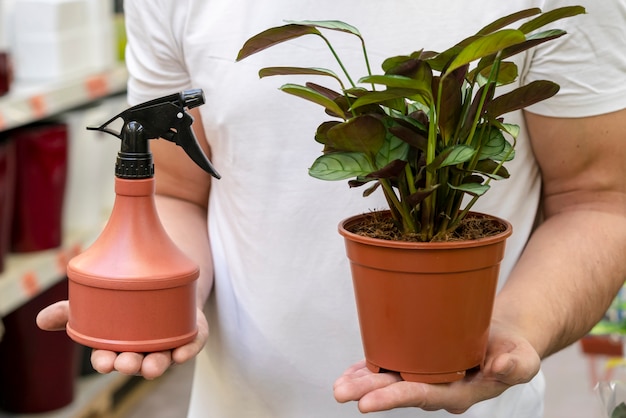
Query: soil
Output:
[[348, 212, 507, 242]]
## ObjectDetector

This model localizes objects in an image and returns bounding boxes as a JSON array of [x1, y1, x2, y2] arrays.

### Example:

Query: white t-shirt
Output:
[[124, 1, 626, 417]]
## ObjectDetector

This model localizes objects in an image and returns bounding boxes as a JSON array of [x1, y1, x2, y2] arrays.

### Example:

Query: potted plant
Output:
[[236, 6, 584, 383]]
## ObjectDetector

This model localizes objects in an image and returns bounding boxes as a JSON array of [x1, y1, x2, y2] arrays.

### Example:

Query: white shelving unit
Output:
[[0, 64, 128, 317], [0, 65, 128, 132]]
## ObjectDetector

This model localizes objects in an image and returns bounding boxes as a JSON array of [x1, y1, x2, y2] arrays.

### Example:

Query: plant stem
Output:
[[319, 35, 356, 87], [380, 178, 417, 233]]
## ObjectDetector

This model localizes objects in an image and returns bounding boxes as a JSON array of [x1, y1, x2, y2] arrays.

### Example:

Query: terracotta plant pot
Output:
[[339, 211, 512, 383]]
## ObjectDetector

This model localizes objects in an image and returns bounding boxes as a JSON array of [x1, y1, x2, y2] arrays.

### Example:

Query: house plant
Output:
[[237, 6, 585, 383]]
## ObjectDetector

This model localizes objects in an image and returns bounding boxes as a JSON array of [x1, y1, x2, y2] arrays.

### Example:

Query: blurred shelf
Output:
[[0, 65, 128, 132], [0, 371, 155, 418], [0, 229, 97, 317]]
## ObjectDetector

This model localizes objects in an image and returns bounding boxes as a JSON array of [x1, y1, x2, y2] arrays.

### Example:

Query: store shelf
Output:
[[0, 371, 155, 418], [0, 65, 128, 132], [0, 229, 98, 317]]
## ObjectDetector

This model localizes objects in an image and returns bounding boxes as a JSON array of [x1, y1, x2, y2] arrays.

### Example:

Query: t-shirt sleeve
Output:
[[524, 1, 626, 118], [124, 0, 192, 106]]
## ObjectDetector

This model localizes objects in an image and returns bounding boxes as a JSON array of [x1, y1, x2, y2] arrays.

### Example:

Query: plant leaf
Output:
[[279, 83, 346, 117], [259, 67, 343, 86], [437, 75, 463, 143], [476, 8, 541, 35], [360, 74, 430, 91], [236, 24, 321, 61], [475, 159, 510, 179], [366, 159, 407, 180], [351, 88, 430, 110], [517, 6, 586, 34], [375, 131, 410, 169], [486, 80, 560, 117], [448, 181, 490, 197], [407, 185, 439, 206], [389, 125, 428, 151], [429, 145, 476, 171], [474, 61, 519, 87], [284, 20, 362, 37], [305, 82, 342, 101], [477, 128, 506, 159], [445, 29, 526, 75], [326, 115, 386, 155], [309, 152, 373, 180], [314, 121, 341, 145], [491, 141, 515, 162], [473, 29, 566, 78]]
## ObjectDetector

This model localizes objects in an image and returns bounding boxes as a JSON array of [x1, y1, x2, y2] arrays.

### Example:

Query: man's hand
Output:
[[333, 321, 540, 414], [36, 301, 208, 380]]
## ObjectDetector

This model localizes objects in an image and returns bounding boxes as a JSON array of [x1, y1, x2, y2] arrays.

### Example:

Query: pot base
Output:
[[67, 325, 197, 352], [366, 360, 468, 383]]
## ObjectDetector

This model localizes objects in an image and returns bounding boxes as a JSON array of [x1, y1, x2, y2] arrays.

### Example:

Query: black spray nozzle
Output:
[[88, 89, 221, 180]]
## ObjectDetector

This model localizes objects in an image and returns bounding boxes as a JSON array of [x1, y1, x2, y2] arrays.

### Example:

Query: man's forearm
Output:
[[155, 194, 214, 307], [493, 208, 626, 359]]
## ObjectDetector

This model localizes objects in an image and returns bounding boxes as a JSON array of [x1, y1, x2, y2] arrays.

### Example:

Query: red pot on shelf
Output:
[[10, 122, 68, 252], [0, 137, 16, 272], [0, 51, 10, 97], [0, 278, 79, 413]]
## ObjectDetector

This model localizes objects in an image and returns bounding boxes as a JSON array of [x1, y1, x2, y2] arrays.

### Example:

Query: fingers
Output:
[[90, 309, 209, 380], [140, 351, 173, 380], [36, 300, 69, 331], [334, 340, 541, 414], [91, 349, 117, 374], [334, 362, 402, 404], [172, 308, 209, 364]]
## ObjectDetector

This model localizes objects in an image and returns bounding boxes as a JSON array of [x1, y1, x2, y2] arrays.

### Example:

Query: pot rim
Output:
[[338, 210, 512, 250]]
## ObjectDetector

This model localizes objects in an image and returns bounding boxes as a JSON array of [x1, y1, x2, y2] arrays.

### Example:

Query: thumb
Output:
[[487, 348, 540, 386], [36, 300, 70, 331]]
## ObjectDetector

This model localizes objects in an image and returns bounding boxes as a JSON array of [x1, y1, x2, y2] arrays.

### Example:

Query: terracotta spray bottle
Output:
[[66, 89, 220, 352]]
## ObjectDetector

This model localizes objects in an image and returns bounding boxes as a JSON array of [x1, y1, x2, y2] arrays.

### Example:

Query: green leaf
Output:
[[279, 83, 346, 117], [236, 24, 321, 61], [437, 75, 462, 143], [471, 30, 566, 78], [486, 80, 560, 117], [259, 66, 343, 85], [389, 124, 428, 151], [490, 139, 516, 162], [360, 74, 430, 92], [517, 6, 586, 34], [314, 121, 341, 145], [476, 8, 541, 35], [474, 61, 519, 87], [284, 20, 362, 37], [309, 152, 373, 180], [429, 145, 476, 171], [445, 29, 526, 75], [375, 131, 410, 169], [448, 181, 490, 197], [351, 88, 430, 110], [475, 159, 510, 179], [477, 129, 506, 159], [611, 402, 626, 418], [326, 115, 387, 155]]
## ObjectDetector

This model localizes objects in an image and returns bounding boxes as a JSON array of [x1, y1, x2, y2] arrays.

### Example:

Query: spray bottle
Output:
[[66, 89, 220, 352]]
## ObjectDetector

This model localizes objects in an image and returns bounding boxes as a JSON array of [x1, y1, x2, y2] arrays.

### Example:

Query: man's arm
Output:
[[333, 108, 626, 413], [495, 109, 626, 359]]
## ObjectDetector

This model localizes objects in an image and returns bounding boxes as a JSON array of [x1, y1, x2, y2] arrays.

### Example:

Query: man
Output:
[[39, 0, 626, 416]]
